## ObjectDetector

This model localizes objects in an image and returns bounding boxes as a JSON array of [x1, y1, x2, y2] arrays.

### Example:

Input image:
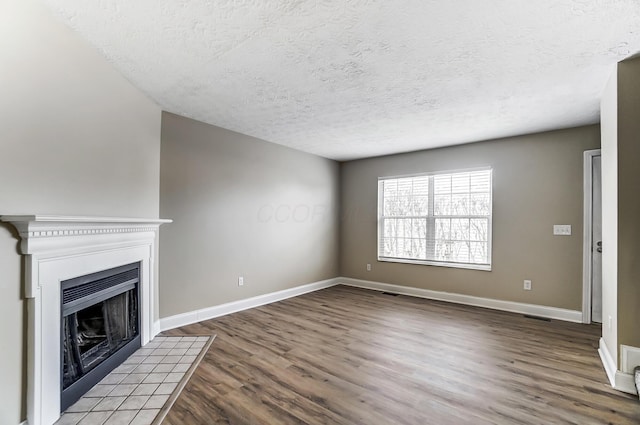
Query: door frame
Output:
[[582, 149, 601, 324]]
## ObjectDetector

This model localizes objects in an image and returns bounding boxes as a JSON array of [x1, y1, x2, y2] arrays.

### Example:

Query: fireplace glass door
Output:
[[60, 262, 141, 411]]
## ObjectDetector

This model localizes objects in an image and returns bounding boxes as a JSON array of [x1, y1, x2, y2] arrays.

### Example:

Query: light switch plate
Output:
[[553, 224, 571, 236]]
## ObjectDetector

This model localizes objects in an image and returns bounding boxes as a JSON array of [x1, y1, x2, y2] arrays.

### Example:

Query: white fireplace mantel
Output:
[[1, 215, 171, 425]]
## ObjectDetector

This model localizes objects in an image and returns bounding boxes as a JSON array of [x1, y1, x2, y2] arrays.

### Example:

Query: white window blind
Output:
[[378, 168, 492, 270]]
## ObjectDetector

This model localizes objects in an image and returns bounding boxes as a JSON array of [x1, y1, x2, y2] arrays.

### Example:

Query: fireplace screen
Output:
[[60, 262, 141, 411]]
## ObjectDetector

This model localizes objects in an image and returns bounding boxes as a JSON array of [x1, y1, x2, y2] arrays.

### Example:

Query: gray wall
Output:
[[159, 112, 340, 318], [340, 126, 600, 311], [0, 1, 161, 423], [615, 57, 640, 354], [600, 55, 640, 366]]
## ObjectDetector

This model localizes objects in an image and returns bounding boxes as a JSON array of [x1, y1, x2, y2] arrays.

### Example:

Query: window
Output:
[[378, 168, 492, 270]]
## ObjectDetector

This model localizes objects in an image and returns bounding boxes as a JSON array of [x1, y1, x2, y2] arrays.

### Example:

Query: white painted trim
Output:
[[614, 371, 638, 395], [599, 337, 617, 386], [153, 320, 161, 337], [596, 337, 638, 395], [582, 149, 601, 324], [620, 345, 640, 374], [159, 278, 339, 331], [338, 277, 583, 322]]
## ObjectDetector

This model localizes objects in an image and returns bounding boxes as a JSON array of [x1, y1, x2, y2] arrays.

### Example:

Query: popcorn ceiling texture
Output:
[[43, 0, 640, 160]]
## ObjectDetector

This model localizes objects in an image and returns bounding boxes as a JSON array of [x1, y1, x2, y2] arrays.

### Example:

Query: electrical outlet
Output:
[[524, 280, 532, 290], [238, 276, 244, 286], [366, 263, 371, 271], [553, 225, 572, 236]]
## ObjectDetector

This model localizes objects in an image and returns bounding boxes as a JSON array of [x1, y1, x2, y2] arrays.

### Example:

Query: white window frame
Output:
[[377, 167, 493, 271]]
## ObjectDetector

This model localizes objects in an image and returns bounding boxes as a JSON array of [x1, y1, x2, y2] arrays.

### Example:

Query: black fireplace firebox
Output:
[[60, 262, 142, 411]]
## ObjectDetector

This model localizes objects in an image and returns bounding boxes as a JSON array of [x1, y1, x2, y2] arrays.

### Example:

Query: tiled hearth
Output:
[[55, 336, 212, 425]]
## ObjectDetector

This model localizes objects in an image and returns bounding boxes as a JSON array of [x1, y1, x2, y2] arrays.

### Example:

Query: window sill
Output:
[[377, 256, 492, 271]]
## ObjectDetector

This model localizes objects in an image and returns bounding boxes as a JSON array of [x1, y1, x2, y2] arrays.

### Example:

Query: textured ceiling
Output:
[[42, 0, 640, 161]]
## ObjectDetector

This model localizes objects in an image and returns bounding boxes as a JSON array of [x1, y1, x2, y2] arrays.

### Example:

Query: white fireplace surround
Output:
[[0, 215, 171, 425]]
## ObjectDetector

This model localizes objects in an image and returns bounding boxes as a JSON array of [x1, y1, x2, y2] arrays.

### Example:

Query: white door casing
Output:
[[582, 150, 602, 324], [591, 155, 603, 323]]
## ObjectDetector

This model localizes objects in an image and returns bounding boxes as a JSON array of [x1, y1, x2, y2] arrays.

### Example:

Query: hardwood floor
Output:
[[162, 285, 640, 424]]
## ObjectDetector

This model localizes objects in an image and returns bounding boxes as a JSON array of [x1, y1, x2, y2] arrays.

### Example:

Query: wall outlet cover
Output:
[[553, 224, 572, 235]]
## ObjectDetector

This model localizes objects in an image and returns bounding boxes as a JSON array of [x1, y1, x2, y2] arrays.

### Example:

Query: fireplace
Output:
[[0, 215, 171, 425], [60, 262, 141, 411]]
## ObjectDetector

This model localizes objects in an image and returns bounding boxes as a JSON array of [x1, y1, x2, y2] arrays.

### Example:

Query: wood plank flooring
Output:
[[162, 285, 640, 424]]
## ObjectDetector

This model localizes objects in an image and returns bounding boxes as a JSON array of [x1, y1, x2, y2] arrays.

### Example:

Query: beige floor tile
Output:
[[154, 382, 178, 395], [66, 397, 100, 413], [132, 364, 155, 374], [112, 364, 137, 374], [129, 409, 160, 425], [55, 412, 87, 425], [118, 395, 150, 411], [120, 374, 147, 385], [152, 364, 174, 373], [108, 384, 137, 397], [171, 363, 190, 373], [77, 411, 111, 425], [142, 373, 167, 384], [141, 356, 162, 365], [180, 355, 197, 364], [103, 410, 137, 425], [84, 385, 116, 398], [143, 394, 170, 410], [159, 355, 182, 364], [92, 396, 125, 412], [131, 383, 159, 396], [163, 372, 184, 383]]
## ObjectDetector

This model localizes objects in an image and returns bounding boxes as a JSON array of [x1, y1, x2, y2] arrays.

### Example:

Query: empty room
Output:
[[2, 0, 640, 424]]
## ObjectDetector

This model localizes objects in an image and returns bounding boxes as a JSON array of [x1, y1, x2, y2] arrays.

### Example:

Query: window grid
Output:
[[378, 169, 492, 269]]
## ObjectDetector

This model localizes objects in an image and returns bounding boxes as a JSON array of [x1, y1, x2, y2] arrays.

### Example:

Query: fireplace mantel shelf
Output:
[[1, 215, 172, 234], [1, 215, 172, 255], [1, 214, 172, 224]]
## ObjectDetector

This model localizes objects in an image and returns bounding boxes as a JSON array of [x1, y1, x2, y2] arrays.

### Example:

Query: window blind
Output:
[[378, 168, 492, 270]]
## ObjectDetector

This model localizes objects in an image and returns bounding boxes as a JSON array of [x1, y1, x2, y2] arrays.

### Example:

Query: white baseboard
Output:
[[598, 337, 637, 395], [159, 278, 338, 331], [161, 276, 585, 332], [599, 337, 617, 386], [620, 344, 640, 374], [614, 371, 638, 395], [337, 277, 583, 323]]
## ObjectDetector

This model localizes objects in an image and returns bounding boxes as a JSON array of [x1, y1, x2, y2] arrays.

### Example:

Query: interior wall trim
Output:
[[338, 277, 583, 323], [597, 337, 637, 394], [600, 337, 617, 386], [582, 149, 601, 324], [159, 278, 339, 331], [160, 276, 586, 333], [620, 344, 640, 374]]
